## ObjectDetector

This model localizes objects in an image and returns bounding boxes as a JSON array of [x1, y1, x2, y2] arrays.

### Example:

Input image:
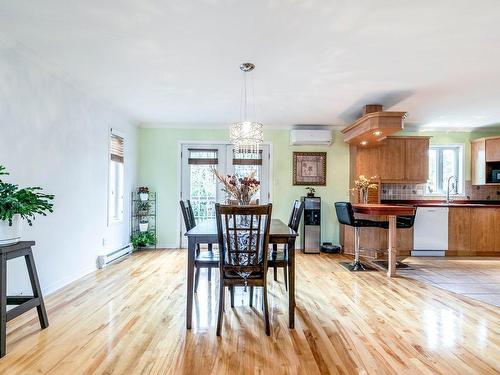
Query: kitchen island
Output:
[[340, 200, 500, 261]]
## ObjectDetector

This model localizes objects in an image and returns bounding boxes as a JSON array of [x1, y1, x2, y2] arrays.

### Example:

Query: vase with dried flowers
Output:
[[212, 168, 260, 205], [351, 175, 378, 204]]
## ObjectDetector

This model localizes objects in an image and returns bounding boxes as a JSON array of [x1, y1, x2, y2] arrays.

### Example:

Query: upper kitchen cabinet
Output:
[[352, 136, 430, 183], [471, 136, 500, 185]]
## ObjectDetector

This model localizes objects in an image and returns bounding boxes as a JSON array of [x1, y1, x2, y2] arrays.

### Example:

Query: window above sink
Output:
[[427, 145, 464, 195]]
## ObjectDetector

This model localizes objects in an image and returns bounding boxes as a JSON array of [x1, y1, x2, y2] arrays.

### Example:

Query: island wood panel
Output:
[[485, 137, 500, 162], [340, 220, 413, 259], [405, 138, 430, 182], [447, 207, 472, 256]]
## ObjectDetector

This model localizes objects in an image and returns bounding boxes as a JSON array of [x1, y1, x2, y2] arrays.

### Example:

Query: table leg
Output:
[[287, 240, 295, 328], [387, 215, 397, 277], [186, 236, 196, 329]]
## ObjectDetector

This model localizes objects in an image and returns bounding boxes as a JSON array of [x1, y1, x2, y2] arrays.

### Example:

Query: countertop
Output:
[[381, 199, 500, 208]]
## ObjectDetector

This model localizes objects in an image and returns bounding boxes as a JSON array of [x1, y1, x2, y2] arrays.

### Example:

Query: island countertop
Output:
[[381, 199, 500, 208]]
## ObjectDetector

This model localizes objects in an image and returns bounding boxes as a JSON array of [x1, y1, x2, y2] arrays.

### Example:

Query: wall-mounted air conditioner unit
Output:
[[289, 129, 333, 146]]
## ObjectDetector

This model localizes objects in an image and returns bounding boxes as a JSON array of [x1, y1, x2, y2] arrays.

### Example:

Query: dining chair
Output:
[[180, 200, 218, 292], [215, 203, 273, 336], [268, 200, 303, 290]]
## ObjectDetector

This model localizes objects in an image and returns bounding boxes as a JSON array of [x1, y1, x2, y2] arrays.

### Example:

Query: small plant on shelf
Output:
[[139, 219, 149, 232], [131, 231, 156, 249], [305, 187, 316, 197], [137, 201, 151, 215], [138, 186, 149, 201]]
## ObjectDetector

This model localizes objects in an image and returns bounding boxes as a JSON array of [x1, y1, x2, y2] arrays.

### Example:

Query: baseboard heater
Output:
[[96, 243, 133, 269]]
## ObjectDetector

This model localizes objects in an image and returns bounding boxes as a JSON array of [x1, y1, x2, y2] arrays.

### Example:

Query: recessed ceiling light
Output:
[[373, 131, 382, 136], [360, 141, 368, 146]]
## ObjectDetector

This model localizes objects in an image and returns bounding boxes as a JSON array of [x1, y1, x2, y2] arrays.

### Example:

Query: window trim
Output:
[[426, 144, 464, 196]]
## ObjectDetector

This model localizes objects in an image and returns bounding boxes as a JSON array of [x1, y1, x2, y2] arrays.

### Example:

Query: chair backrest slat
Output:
[[288, 200, 304, 232], [180, 200, 195, 231], [216, 204, 272, 280]]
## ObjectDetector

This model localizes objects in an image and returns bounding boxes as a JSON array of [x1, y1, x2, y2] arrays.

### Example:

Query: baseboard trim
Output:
[[43, 264, 97, 296]]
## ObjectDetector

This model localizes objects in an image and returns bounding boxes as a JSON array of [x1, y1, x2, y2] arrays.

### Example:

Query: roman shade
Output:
[[110, 134, 124, 163], [188, 149, 218, 165], [232, 150, 262, 165]]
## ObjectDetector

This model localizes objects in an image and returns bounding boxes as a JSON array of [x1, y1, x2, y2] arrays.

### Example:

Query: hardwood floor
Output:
[[0, 250, 499, 374]]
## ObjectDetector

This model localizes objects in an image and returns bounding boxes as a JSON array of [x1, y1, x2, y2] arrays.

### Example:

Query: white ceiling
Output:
[[1, 0, 500, 130]]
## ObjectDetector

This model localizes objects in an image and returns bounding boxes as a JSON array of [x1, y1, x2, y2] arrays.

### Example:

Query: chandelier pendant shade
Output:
[[230, 63, 264, 154]]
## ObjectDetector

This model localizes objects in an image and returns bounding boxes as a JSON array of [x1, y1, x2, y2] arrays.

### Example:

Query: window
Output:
[[427, 145, 463, 195], [108, 133, 124, 223]]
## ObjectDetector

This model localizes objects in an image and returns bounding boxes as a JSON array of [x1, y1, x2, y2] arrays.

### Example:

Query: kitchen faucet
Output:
[[446, 175, 457, 204]]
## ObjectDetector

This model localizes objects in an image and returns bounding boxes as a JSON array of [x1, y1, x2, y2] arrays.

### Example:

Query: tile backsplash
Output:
[[381, 181, 500, 201]]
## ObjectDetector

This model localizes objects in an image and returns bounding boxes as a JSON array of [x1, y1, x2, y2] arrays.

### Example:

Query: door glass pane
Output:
[[427, 149, 437, 194], [190, 164, 217, 222], [442, 149, 457, 193]]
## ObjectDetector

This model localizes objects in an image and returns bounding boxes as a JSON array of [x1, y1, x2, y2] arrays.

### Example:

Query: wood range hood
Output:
[[341, 104, 407, 146]]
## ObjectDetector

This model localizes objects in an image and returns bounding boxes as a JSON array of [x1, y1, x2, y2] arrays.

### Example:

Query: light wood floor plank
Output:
[[0, 250, 498, 374]]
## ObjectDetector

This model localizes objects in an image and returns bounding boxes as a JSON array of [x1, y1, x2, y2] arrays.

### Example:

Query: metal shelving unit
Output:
[[131, 192, 157, 250]]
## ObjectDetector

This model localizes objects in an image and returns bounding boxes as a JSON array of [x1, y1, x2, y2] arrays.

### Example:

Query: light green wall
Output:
[[138, 128, 350, 247], [138, 127, 499, 247]]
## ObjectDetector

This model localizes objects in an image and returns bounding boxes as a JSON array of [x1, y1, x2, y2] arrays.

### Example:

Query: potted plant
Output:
[[137, 201, 150, 215], [130, 231, 156, 249], [305, 187, 316, 197], [0, 165, 54, 246], [139, 219, 149, 232], [138, 186, 149, 201]]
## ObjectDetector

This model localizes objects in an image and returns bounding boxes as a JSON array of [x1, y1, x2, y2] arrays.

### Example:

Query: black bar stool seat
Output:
[[0, 241, 49, 357]]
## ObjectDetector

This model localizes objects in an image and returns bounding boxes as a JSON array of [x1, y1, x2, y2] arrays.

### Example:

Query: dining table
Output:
[[352, 203, 417, 277], [185, 219, 298, 329]]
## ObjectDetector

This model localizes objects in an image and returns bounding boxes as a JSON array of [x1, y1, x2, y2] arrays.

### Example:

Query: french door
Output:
[[180, 143, 270, 246]]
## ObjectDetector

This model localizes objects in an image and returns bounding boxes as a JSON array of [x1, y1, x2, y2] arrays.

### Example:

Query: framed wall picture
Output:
[[293, 152, 327, 186]]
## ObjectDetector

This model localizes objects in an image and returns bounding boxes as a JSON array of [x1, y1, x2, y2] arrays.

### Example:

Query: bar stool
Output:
[[1, 241, 49, 357], [334, 202, 387, 271]]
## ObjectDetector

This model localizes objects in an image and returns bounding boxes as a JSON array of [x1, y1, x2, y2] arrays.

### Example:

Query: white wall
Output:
[[0, 36, 137, 295]]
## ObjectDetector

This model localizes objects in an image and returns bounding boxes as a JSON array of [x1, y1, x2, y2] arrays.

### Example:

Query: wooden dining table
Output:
[[352, 203, 416, 277], [185, 219, 298, 329]]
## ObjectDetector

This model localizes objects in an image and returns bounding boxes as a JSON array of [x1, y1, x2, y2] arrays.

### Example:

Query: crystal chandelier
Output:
[[230, 63, 264, 154]]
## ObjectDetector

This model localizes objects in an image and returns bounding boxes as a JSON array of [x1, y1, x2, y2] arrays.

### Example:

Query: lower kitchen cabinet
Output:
[[448, 207, 500, 256]]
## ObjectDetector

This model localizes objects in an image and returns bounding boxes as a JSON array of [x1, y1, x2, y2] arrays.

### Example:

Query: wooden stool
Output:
[[0, 241, 49, 357]]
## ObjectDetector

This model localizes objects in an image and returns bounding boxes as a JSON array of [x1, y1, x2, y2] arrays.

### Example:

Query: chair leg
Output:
[[216, 283, 224, 336], [284, 263, 288, 291], [0, 254, 6, 358], [263, 285, 270, 336], [25, 252, 48, 329], [272, 244, 278, 282], [230, 286, 235, 308], [194, 267, 200, 292], [207, 244, 213, 282], [249, 286, 254, 307]]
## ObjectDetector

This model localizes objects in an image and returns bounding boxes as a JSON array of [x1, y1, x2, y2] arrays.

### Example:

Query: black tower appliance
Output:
[[301, 197, 321, 254]]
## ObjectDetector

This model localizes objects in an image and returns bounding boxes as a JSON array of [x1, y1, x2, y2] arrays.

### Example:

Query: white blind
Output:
[[110, 134, 124, 163]]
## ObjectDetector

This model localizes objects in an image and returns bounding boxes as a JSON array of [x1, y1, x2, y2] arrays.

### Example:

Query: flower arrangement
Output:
[[138, 187, 149, 194], [212, 168, 260, 205], [351, 175, 378, 203]]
